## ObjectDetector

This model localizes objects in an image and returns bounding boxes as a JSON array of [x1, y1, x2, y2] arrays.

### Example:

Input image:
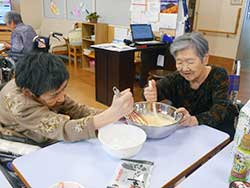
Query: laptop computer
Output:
[[130, 24, 163, 45]]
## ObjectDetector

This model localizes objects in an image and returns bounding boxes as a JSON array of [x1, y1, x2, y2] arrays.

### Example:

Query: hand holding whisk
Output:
[[113, 87, 148, 125]]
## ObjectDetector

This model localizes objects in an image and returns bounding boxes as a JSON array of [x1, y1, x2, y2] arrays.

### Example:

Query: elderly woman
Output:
[[3, 11, 36, 60], [143, 32, 236, 139]]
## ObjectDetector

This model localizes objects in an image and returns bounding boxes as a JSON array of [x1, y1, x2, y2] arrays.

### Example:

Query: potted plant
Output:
[[86, 12, 100, 23]]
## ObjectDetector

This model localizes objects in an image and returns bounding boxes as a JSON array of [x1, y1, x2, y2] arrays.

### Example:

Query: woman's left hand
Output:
[[176, 107, 198, 127]]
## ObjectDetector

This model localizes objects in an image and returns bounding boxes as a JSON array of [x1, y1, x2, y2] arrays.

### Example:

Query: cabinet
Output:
[[0, 25, 11, 42], [81, 22, 108, 72]]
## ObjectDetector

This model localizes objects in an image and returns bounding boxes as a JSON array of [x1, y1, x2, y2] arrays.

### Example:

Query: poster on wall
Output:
[[43, 0, 66, 19], [160, 0, 178, 14], [159, 0, 178, 29], [66, 0, 94, 21]]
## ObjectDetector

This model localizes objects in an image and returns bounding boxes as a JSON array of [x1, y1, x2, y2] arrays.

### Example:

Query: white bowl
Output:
[[98, 123, 146, 158], [49, 181, 85, 188]]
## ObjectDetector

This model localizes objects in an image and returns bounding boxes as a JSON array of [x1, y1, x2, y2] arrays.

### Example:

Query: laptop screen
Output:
[[130, 24, 154, 42]]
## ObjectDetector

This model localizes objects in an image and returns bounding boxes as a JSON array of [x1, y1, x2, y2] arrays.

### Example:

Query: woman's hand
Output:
[[176, 107, 198, 127], [110, 88, 134, 119], [93, 88, 134, 129], [144, 80, 157, 102]]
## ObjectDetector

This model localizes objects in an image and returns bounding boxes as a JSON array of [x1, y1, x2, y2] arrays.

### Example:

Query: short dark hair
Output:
[[15, 52, 69, 96], [4, 11, 23, 25]]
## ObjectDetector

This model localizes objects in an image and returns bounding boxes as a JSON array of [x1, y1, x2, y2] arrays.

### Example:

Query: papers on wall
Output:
[[131, 11, 150, 24], [130, 0, 178, 32], [130, 0, 146, 11], [131, 0, 147, 5], [114, 27, 130, 43], [159, 13, 177, 29], [151, 23, 160, 31], [146, 2, 160, 22]]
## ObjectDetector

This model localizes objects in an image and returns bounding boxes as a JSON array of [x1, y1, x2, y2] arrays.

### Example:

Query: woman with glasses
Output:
[[143, 32, 237, 139]]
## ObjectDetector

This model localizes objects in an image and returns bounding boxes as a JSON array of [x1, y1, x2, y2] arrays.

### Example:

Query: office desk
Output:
[[0, 169, 12, 188], [94, 47, 135, 106], [177, 142, 234, 188], [13, 125, 229, 188], [93, 44, 172, 106]]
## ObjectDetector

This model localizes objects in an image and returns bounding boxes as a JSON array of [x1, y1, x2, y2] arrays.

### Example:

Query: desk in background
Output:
[[13, 125, 229, 188], [177, 142, 234, 188], [93, 44, 173, 106]]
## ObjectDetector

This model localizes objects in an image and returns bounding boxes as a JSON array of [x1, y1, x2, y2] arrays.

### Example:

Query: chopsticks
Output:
[[112, 87, 148, 125]]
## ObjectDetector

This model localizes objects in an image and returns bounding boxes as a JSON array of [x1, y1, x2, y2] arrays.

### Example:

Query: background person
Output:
[[143, 32, 237, 139], [0, 52, 134, 145], [3, 11, 36, 60]]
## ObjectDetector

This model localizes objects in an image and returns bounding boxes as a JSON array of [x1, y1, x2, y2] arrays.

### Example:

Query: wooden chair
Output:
[[68, 44, 82, 67]]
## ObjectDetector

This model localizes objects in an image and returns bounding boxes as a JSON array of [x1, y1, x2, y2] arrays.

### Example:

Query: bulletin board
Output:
[[130, 0, 179, 32], [43, 0, 66, 19], [196, 0, 240, 34], [66, 0, 94, 21]]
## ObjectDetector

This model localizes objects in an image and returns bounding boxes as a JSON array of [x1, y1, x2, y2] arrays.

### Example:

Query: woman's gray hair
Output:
[[4, 11, 23, 25], [170, 32, 209, 61]]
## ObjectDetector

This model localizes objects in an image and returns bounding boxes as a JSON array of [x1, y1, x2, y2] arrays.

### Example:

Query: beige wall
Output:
[[18, 0, 245, 59], [194, 0, 246, 59]]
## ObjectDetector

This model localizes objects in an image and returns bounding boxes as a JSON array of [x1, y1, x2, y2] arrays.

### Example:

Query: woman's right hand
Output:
[[110, 88, 134, 120], [144, 80, 157, 102]]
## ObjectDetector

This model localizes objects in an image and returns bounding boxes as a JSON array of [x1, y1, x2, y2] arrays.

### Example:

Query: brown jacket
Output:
[[0, 80, 99, 144]]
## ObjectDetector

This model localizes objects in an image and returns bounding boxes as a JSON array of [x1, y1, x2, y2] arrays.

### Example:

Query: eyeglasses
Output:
[[176, 62, 194, 70]]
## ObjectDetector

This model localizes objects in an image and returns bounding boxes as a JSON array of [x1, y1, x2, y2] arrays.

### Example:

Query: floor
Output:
[[65, 63, 249, 110]]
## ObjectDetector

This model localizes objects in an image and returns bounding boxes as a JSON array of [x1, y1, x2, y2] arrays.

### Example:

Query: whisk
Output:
[[113, 87, 148, 125]]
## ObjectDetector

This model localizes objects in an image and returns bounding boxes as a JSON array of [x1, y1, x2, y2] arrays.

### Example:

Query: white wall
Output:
[[19, 0, 245, 59], [194, 0, 246, 59]]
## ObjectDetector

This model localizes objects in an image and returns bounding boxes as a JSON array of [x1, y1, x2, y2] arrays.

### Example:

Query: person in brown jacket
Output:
[[0, 52, 134, 145]]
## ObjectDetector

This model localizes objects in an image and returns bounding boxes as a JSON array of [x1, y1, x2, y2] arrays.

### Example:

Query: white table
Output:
[[178, 142, 234, 188], [0, 169, 12, 188], [13, 125, 230, 188]]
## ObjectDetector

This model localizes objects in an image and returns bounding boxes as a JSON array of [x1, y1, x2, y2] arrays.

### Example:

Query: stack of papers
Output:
[[91, 43, 135, 52]]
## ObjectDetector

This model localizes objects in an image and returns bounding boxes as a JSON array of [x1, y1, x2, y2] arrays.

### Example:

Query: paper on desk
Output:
[[91, 43, 135, 52], [157, 55, 164, 67]]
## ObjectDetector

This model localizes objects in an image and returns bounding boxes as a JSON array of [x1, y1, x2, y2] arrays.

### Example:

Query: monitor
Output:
[[0, 0, 11, 24], [130, 24, 154, 42]]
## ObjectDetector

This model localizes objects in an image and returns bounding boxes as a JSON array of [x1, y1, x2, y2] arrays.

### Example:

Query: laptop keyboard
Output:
[[135, 40, 162, 45]]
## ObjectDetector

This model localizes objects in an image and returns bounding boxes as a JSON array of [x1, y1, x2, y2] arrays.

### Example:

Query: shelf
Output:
[[80, 22, 108, 71], [83, 53, 95, 59]]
